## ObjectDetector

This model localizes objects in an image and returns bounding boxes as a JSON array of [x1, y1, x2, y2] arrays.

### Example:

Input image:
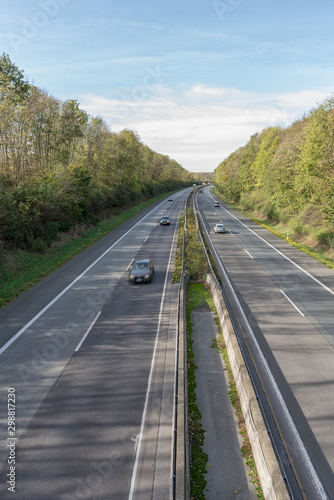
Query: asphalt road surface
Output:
[[196, 187, 334, 499], [0, 189, 191, 500]]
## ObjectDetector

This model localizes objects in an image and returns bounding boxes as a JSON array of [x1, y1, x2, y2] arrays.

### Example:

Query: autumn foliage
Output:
[[214, 96, 334, 247], [0, 54, 193, 251]]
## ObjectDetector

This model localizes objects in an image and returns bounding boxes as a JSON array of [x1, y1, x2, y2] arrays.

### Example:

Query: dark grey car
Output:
[[128, 259, 154, 283], [160, 215, 170, 225]]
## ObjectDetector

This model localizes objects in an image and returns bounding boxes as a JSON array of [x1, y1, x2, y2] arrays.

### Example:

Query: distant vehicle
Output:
[[214, 223, 226, 234], [199, 190, 202, 193], [160, 215, 170, 225], [128, 259, 154, 283], [168, 197, 173, 201], [213, 202, 220, 207]]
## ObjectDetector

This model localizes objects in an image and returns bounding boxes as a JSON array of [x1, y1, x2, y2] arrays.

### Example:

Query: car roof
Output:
[[161, 215, 169, 218], [215, 223, 225, 226], [134, 259, 150, 264]]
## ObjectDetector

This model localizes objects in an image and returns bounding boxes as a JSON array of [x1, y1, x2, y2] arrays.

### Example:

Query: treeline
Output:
[[213, 95, 334, 246], [0, 53, 193, 252]]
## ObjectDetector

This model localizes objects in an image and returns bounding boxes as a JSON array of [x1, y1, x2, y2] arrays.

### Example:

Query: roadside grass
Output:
[[0, 194, 171, 308]]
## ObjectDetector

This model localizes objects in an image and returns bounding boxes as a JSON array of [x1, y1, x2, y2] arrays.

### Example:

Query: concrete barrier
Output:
[[206, 273, 289, 500]]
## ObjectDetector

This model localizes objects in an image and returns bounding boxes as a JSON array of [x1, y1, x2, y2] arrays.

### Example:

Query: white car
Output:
[[214, 223, 226, 234]]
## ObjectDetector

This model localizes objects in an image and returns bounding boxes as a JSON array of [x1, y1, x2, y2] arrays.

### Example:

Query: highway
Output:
[[0, 188, 191, 499], [196, 186, 334, 499]]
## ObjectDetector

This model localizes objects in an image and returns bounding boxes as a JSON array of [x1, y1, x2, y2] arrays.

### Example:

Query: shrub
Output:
[[185, 208, 207, 280], [314, 228, 334, 248]]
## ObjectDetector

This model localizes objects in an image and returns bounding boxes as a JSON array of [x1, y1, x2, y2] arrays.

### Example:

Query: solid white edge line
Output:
[[144, 235, 149, 243], [75, 311, 101, 352], [0, 199, 168, 356], [198, 199, 328, 498], [280, 290, 305, 317], [221, 204, 334, 297], [128, 214, 179, 500]]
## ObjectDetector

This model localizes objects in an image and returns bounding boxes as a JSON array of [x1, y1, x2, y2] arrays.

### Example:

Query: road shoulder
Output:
[[191, 307, 258, 500]]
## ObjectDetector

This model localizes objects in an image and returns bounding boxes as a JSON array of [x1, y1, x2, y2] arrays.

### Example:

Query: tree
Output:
[[55, 99, 88, 164], [295, 98, 334, 205], [84, 116, 110, 174], [251, 127, 282, 188], [0, 56, 194, 251], [265, 119, 305, 216], [0, 53, 30, 103], [214, 147, 244, 201], [28, 88, 62, 171], [239, 133, 261, 192]]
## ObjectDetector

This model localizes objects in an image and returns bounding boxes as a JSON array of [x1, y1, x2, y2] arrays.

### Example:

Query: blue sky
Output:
[[1, 0, 334, 172]]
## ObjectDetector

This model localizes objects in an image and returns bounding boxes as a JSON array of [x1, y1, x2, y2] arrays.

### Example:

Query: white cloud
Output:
[[274, 89, 333, 112], [80, 85, 332, 172]]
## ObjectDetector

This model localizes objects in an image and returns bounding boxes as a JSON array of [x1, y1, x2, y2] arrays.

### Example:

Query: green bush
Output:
[[172, 214, 184, 283], [185, 208, 207, 280], [314, 228, 334, 248]]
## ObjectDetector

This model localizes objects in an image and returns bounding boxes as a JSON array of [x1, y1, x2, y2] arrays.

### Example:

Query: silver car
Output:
[[214, 223, 226, 233], [128, 259, 154, 283]]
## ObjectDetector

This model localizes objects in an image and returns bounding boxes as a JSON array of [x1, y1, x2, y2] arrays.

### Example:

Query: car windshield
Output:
[[133, 262, 148, 270]]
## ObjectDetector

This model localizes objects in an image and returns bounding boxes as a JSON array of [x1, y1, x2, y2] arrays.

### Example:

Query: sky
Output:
[[1, 0, 334, 172]]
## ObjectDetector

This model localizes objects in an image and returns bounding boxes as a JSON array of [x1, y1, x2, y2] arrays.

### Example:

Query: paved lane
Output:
[[0, 189, 190, 499], [197, 187, 334, 499]]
